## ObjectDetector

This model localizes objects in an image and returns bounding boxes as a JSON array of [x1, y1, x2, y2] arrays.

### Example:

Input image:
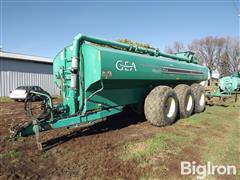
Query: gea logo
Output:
[[115, 60, 137, 71]]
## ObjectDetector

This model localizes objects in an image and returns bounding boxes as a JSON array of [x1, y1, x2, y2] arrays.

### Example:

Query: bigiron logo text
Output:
[[181, 161, 237, 179]]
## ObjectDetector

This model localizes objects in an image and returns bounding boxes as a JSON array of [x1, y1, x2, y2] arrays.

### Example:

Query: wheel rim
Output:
[[186, 95, 193, 111], [166, 97, 176, 118], [199, 93, 205, 106]]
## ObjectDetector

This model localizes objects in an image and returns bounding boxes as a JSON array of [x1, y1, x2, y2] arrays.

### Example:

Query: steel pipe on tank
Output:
[[72, 34, 190, 63]]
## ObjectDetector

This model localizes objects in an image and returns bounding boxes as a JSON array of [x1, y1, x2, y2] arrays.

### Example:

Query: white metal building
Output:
[[0, 51, 59, 97]]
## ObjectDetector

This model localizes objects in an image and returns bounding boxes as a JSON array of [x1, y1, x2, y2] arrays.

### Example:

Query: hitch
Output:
[[9, 119, 43, 150], [9, 90, 53, 150], [10, 118, 44, 150], [9, 121, 33, 138], [9, 85, 124, 150]]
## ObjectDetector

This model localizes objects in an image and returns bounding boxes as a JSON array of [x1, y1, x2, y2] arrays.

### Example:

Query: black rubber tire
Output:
[[174, 84, 194, 118], [129, 102, 144, 115], [144, 86, 179, 126], [191, 83, 206, 113]]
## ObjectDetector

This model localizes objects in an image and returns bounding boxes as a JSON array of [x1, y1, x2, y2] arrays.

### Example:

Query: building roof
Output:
[[0, 51, 53, 64]]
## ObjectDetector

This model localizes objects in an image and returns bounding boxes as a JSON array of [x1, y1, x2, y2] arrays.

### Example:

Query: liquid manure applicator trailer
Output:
[[10, 34, 208, 150], [206, 72, 240, 102]]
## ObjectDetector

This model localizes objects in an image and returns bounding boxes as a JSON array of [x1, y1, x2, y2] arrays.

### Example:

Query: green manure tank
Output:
[[12, 34, 208, 149], [206, 72, 240, 100], [219, 72, 240, 93]]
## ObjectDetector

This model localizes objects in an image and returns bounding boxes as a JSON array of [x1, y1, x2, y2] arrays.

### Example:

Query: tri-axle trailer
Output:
[[11, 34, 208, 149]]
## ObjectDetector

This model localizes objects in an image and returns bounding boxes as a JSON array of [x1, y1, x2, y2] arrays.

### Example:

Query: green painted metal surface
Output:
[[16, 34, 208, 137], [206, 72, 240, 98], [219, 73, 240, 93], [54, 35, 208, 116]]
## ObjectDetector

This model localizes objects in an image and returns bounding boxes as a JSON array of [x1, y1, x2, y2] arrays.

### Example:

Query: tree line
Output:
[[165, 36, 240, 78], [117, 36, 239, 78]]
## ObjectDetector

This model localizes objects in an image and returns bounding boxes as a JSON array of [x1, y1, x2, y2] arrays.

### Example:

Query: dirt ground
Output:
[[0, 98, 239, 179], [0, 99, 163, 179]]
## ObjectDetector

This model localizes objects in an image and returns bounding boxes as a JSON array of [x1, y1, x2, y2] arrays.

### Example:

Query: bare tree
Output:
[[165, 36, 239, 80], [174, 41, 185, 52], [215, 37, 239, 76], [189, 36, 226, 80], [226, 37, 240, 73], [165, 41, 185, 54]]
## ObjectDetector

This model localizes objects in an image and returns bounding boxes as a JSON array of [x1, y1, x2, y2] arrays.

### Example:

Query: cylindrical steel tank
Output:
[[53, 34, 208, 114]]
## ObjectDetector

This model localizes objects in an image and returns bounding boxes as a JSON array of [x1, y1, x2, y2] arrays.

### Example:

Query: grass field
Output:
[[120, 98, 240, 179]]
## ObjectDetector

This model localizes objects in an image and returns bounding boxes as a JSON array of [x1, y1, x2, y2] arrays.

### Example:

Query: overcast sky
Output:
[[1, 0, 239, 58]]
